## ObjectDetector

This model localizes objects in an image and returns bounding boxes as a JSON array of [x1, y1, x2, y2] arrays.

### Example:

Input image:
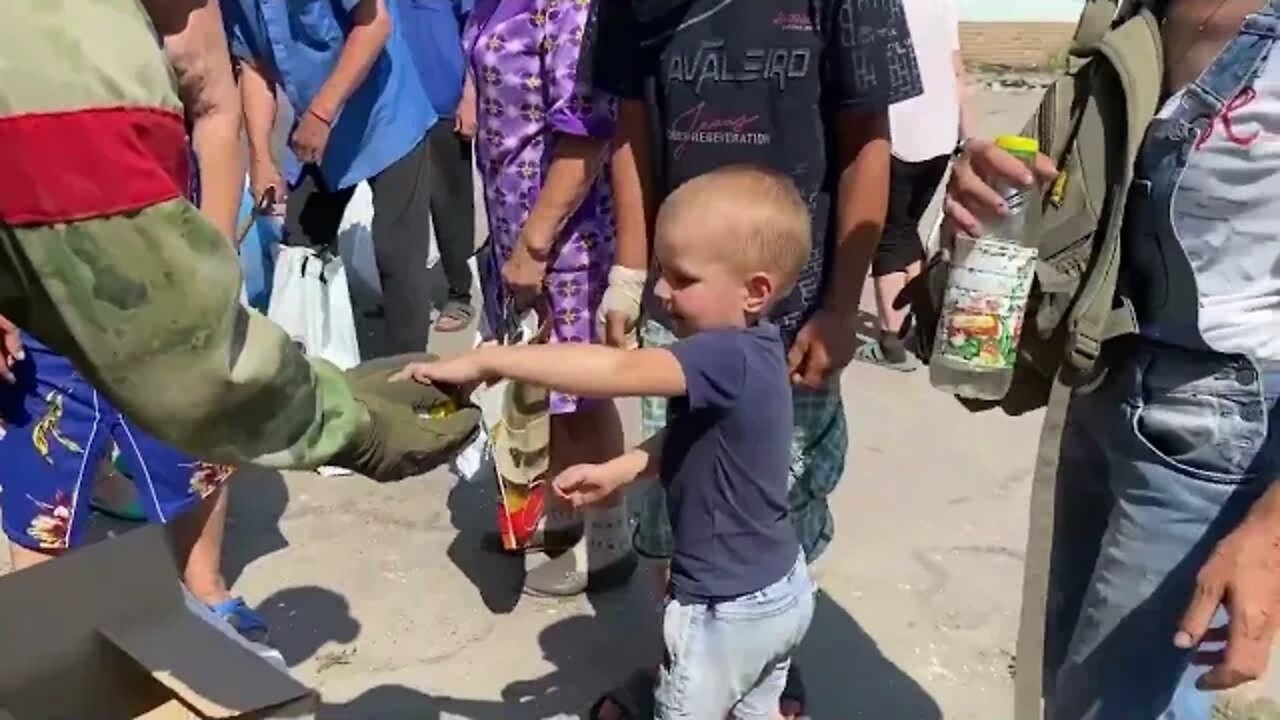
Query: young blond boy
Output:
[[399, 166, 815, 718]]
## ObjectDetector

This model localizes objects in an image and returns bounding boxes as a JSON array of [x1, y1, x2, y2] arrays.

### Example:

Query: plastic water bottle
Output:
[[930, 136, 1041, 401]]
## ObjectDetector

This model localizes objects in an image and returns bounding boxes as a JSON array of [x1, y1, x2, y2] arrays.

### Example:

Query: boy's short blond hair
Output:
[[658, 165, 812, 293]]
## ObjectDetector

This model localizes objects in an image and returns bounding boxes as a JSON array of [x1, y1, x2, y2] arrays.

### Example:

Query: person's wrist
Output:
[[1250, 480, 1280, 527], [517, 229, 553, 261]]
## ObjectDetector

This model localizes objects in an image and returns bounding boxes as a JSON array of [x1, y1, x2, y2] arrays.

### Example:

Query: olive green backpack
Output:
[[915, 0, 1163, 416]]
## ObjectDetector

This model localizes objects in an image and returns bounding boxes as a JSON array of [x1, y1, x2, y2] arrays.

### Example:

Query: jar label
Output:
[[935, 238, 1038, 370]]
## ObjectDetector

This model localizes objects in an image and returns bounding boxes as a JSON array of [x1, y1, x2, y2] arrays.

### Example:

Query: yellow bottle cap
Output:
[[996, 135, 1040, 156]]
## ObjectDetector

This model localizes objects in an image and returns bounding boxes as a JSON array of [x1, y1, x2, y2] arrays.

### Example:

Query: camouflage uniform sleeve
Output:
[[0, 0, 372, 470], [0, 202, 374, 470]]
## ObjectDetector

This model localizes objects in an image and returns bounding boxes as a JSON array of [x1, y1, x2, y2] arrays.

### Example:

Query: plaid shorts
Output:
[[636, 319, 848, 562]]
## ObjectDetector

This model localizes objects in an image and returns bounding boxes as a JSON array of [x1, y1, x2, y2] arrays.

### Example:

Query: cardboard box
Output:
[[0, 526, 315, 719]]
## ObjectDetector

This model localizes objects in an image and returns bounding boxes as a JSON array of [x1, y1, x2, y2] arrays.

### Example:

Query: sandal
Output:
[[852, 337, 919, 373], [588, 669, 656, 719], [780, 663, 809, 719], [434, 299, 475, 332], [208, 597, 271, 645]]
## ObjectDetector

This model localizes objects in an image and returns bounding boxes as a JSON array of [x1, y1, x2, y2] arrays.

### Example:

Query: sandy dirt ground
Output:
[[4, 86, 1279, 719]]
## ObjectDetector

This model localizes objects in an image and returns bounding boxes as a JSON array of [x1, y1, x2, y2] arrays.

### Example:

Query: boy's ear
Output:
[[743, 272, 775, 315]]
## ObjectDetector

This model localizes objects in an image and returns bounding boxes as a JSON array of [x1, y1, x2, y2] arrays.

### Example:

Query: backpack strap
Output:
[[1071, 0, 1121, 53], [1065, 9, 1162, 372]]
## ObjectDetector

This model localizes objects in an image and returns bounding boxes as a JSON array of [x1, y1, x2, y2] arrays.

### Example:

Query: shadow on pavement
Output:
[[797, 590, 943, 719], [252, 585, 361, 668], [317, 578, 940, 718], [444, 472, 524, 615], [222, 465, 291, 589]]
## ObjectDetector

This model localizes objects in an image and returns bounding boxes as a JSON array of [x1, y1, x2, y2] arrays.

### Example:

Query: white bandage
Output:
[[596, 265, 647, 348]]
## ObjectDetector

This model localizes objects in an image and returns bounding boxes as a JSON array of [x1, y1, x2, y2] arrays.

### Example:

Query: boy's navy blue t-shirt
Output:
[[664, 322, 799, 601]]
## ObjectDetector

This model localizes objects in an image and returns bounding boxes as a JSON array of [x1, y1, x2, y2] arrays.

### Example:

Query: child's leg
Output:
[[729, 557, 816, 720], [657, 555, 815, 720], [110, 418, 262, 640]]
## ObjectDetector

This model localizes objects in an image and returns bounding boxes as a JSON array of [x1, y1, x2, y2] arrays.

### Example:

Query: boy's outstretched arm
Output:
[[555, 431, 665, 508], [396, 344, 688, 399]]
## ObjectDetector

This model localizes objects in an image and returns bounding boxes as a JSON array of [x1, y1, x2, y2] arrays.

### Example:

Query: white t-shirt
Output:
[[1163, 49, 1280, 360], [890, 0, 962, 162]]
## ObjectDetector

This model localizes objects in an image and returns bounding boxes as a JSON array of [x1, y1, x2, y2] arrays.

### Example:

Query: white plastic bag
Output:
[[267, 246, 362, 370]]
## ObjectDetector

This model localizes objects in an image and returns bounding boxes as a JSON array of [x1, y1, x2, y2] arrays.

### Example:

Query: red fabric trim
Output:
[[0, 106, 189, 227]]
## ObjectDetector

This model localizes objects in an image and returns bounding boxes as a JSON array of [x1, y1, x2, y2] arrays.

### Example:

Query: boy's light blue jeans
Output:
[[656, 552, 815, 719]]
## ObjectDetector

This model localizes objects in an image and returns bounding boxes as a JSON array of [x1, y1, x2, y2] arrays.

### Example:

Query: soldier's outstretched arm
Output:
[[0, 0, 478, 478]]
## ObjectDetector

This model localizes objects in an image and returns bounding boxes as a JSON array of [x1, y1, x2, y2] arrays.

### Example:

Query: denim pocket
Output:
[[1126, 358, 1266, 484]]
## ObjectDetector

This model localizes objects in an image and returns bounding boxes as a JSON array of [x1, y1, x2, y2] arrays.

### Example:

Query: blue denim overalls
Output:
[[1046, 2, 1280, 718]]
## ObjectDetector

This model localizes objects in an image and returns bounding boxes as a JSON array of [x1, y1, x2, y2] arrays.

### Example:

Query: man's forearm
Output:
[[610, 99, 654, 271], [825, 109, 892, 315], [953, 51, 977, 141], [309, 0, 391, 121], [191, 106, 245, 243], [478, 344, 685, 398], [145, 0, 244, 242], [3, 203, 371, 469], [239, 59, 278, 165], [521, 134, 611, 253]]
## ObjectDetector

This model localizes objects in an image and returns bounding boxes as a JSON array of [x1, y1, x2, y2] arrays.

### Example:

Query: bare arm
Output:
[[601, 431, 665, 483], [520, 135, 611, 255], [309, 0, 392, 121], [479, 344, 686, 398], [143, 0, 244, 243], [396, 343, 687, 401], [824, 108, 893, 316], [610, 99, 655, 272], [238, 58, 283, 200], [953, 50, 977, 142]]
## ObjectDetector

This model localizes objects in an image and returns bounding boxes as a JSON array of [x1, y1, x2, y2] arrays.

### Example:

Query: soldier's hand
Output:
[[944, 139, 1058, 237], [330, 354, 482, 481], [0, 313, 25, 384]]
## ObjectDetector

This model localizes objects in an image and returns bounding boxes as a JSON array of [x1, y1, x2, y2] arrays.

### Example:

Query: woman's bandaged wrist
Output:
[[600, 266, 646, 322]]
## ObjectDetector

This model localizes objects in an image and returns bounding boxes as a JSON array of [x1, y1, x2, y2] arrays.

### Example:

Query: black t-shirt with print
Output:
[[580, 0, 922, 341]]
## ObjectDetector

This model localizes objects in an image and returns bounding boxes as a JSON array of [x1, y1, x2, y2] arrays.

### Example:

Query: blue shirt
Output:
[[663, 323, 799, 601], [222, 0, 436, 189], [396, 0, 470, 119]]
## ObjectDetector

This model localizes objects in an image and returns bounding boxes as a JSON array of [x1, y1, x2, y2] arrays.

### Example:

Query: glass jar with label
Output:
[[930, 136, 1040, 401]]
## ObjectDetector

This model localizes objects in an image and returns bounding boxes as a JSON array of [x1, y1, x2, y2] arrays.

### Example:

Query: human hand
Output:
[[1175, 489, 1280, 691], [391, 351, 495, 390], [455, 83, 477, 140], [501, 240, 549, 311], [249, 157, 286, 209], [0, 314, 24, 384], [787, 307, 858, 390], [944, 139, 1059, 237], [553, 463, 623, 509], [290, 107, 334, 165], [597, 265, 646, 349]]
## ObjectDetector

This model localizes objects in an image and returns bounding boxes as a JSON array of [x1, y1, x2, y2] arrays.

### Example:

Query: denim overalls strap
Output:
[[1174, 0, 1280, 125], [1123, 0, 1280, 347]]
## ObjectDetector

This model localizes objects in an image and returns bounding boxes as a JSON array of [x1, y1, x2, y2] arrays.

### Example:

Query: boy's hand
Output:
[[391, 352, 493, 388], [554, 463, 623, 508]]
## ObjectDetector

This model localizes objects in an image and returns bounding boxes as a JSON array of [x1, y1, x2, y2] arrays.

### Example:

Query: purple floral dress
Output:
[[465, 0, 617, 415]]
